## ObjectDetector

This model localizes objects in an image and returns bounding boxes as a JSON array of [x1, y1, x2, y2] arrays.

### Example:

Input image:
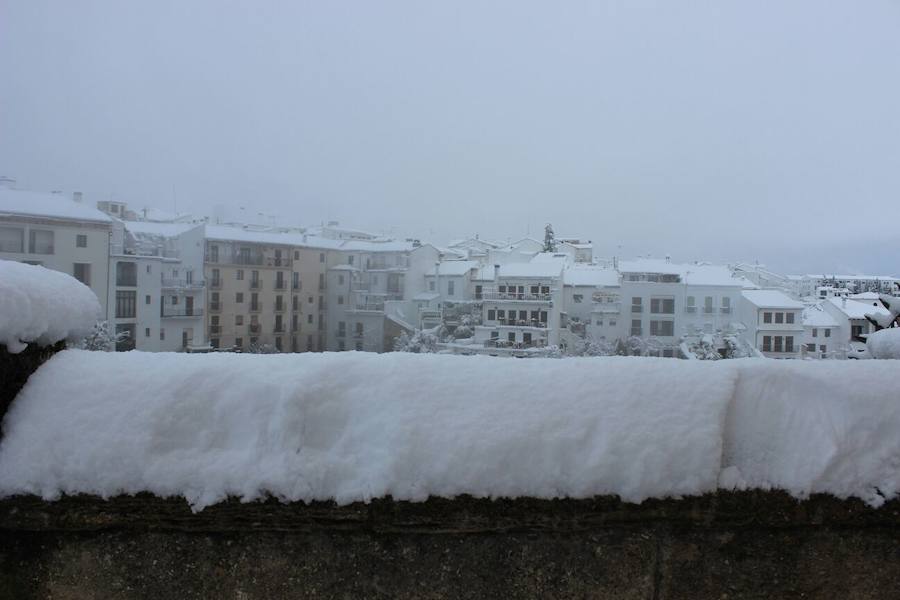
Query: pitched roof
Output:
[[0, 189, 112, 224], [741, 289, 804, 309]]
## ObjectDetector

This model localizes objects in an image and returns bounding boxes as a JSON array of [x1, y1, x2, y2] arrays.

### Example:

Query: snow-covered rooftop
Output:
[[806, 274, 899, 281], [802, 304, 840, 328], [618, 259, 683, 276], [498, 259, 566, 279], [828, 297, 891, 320], [564, 267, 620, 287], [428, 260, 479, 277], [123, 220, 201, 238], [0, 189, 112, 224], [741, 289, 804, 309], [1, 352, 898, 511], [0, 260, 100, 353]]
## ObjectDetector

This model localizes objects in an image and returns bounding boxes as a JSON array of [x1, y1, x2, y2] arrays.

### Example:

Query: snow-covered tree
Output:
[[394, 327, 443, 353], [562, 336, 616, 357], [72, 320, 126, 351], [684, 334, 721, 360], [543, 223, 557, 253], [452, 313, 477, 339]]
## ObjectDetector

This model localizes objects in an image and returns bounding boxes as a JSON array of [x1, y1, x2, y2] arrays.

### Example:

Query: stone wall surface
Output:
[[2, 492, 899, 599]]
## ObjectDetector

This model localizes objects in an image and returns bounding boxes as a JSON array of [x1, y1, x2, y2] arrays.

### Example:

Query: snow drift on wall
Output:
[[0, 260, 101, 353], [0, 351, 898, 510]]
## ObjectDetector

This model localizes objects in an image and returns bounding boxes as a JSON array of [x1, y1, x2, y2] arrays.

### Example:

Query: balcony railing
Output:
[[274, 303, 285, 312], [685, 306, 696, 313], [206, 253, 293, 268], [249, 304, 261, 313], [273, 324, 285, 333], [162, 308, 203, 318], [352, 303, 385, 312], [161, 278, 204, 289], [209, 302, 221, 312], [250, 280, 261, 290], [210, 279, 221, 289], [481, 292, 552, 302], [721, 307, 732, 314], [489, 319, 548, 329], [275, 282, 286, 290]]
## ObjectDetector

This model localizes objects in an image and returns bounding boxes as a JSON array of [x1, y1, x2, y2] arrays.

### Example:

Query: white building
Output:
[[738, 290, 804, 358], [473, 256, 567, 354], [106, 220, 209, 352], [801, 303, 840, 359], [821, 296, 891, 355], [798, 274, 899, 298], [0, 183, 112, 317]]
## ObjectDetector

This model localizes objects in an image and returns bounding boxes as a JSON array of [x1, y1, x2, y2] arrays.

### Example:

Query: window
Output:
[[631, 319, 642, 336], [812, 328, 818, 338], [145, 328, 151, 337], [703, 297, 714, 314], [763, 312, 772, 324], [116, 262, 137, 286], [275, 337, 283, 351], [825, 329, 831, 338], [429, 280, 436, 291], [236, 315, 243, 325], [308, 296, 314, 304], [319, 253, 325, 263], [145, 295, 151, 304], [116, 291, 136, 318], [609, 319, 616, 327], [490, 331, 499, 340], [649, 320, 674, 336], [775, 312, 784, 324], [73, 263, 91, 286], [29, 229, 54, 254], [0, 227, 24, 252], [508, 332, 516, 342], [448, 280, 455, 296], [236, 337, 243, 348], [662, 348, 675, 358], [774, 336, 783, 352], [171, 296, 178, 305], [721, 297, 731, 313], [338, 340, 346, 351], [487, 309, 496, 321], [209, 245, 219, 262], [338, 321, 346, 337], [348, 255, 354, 265], [293, 272, 300, 290], [76, 234, 87, 248], [338, 274, 345, 285], [338, 295, 344, 305], [294, 250, 299, 260], [573, 294, 583, 303], [146, 265, 151, 273], [596, 319, 603, 326], [160, 329, 165, 341], [650, 297, 674, 314], [497, 309, 505, 321], [763, 336, 772, 352], [807, 343, 816, 352], [308, 314, 313, 324], [631, 297, 642, 313], [211, 338, 220, 349], [319, 273, 325, 290], [785, 336, 794, 353], [236, 269, 244, 280], [685, 296, 696, 313], [785, 312, 795, 324]]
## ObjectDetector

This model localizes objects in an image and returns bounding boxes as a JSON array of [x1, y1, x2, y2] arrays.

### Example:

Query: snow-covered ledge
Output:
[[1, 352, 898, 510], [0, 260, 100, 353]]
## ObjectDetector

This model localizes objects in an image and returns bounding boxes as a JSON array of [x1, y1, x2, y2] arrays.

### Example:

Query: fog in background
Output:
[[2, 0, 898, 274]]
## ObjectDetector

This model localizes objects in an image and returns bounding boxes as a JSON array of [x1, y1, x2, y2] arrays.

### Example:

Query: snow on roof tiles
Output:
[[741, 289, 804, 309], [802, 304, 840, 327], [0, 189, 112, 224], [828, 297, 891, 320], [564, 267, 620, 287]]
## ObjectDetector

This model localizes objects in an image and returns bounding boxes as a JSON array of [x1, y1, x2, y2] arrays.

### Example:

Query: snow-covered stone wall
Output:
[[1, 351, 898, 510]]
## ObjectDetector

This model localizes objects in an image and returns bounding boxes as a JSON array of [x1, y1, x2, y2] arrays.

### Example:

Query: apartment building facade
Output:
[[738, 290, 804, 358], [0, 184, 112, 316]]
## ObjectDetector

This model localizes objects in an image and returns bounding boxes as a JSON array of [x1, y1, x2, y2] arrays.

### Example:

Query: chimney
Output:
[[493, 264, 500, 282], [73, 192, 83, 203]]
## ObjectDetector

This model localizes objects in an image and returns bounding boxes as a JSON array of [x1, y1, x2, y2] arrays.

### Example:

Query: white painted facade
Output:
[[738, 290, 804, 358]]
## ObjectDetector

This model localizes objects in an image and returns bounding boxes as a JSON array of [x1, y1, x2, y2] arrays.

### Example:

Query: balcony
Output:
[[274, 303, 285, 312], [685, 306, 697, 314], [210, 302, 221, 312], [250, 280, 261, 290], [274, 282, 286, 291], [273, 324, 285, 334], [249, 304, 261, 313], [351, 303, 385, 312], [489, 319, 548, 329], [161, 278, 205, 290], [210, 279, 221, 289], [162, 308, 203, 318], [206, 253, 293, 268], [721, 307, 732, 314], [481, 292, 552, 302], [703, 307, 715, 314]]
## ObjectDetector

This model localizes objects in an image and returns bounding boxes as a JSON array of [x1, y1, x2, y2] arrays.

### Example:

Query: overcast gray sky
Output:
[[2, 0, 898, 274]]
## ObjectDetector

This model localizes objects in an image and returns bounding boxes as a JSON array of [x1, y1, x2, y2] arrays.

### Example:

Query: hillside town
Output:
[[1, 179, 896, 360]]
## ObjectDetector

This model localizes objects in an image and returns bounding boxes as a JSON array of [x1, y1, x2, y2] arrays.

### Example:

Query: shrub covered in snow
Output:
[[0, 260, 100, 353], [393, 327, 444, 353], [1, 351, 898, 511], [73, 321, 128, 352]]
